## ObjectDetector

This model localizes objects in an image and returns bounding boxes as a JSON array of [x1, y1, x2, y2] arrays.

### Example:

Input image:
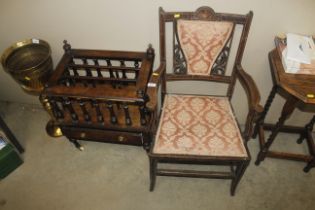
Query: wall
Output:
[[1, 0, 315, 124]]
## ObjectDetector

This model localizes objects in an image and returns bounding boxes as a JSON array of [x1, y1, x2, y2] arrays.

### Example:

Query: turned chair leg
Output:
[[142, 143, 150, 153], [149, 157, 157, 191], [230, 161, 249, 196], [142, 138, 151, 153], [69, 139, 84, 151]]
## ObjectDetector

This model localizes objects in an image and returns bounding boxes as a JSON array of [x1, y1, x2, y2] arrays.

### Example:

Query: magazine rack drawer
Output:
[[62, 127, 143, 146]]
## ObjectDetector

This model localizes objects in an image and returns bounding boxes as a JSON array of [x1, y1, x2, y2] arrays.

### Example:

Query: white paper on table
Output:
[[286, 33, 314, 64]]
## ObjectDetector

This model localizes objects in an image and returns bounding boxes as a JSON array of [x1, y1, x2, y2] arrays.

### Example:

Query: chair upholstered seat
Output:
[[153, 94, 247, 157]]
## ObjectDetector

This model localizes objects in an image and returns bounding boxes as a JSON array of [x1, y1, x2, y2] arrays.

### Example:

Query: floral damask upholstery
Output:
[[153, 94, 247, 157], [177, 20, 233, 75]]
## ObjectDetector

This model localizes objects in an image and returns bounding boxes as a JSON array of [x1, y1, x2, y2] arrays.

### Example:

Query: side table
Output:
[[254, 48, 315, 172]]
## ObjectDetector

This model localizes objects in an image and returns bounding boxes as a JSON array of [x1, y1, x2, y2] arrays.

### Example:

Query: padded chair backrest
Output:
[[159, 6, 253, 97], [176, 19, 233, 76]]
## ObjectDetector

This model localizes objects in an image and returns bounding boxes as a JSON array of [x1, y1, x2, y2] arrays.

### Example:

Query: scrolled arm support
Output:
[[146, 61, 166, 111], [145, 62, 166, 138], [236, 64, 263, 141]]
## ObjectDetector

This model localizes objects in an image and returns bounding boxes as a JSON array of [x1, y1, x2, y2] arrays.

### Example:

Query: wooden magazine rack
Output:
[[40, 41, 155, 150]]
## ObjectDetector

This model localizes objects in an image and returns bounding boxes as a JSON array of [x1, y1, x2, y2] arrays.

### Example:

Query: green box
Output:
[[0, 142, 23, 179]]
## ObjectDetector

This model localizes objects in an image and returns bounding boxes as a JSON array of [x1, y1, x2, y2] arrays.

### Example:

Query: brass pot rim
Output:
[[1, 38, 52, 73]]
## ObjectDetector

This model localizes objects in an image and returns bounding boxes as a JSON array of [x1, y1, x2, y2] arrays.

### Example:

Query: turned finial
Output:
[[63, 40, 72, 54], [146, 44, 155, 59]]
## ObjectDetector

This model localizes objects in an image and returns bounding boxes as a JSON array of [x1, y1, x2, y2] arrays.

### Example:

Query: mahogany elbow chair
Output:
[[146, 6, 263, 196]]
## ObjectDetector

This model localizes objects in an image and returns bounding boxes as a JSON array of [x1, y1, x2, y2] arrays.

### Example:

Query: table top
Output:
[[269, 49, 315, 104]]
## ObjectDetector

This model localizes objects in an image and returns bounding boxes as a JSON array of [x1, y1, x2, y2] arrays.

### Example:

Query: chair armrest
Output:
[[236, 64, 263, 113], [236, 64, 263, 141], [146, 61, 166, 110]]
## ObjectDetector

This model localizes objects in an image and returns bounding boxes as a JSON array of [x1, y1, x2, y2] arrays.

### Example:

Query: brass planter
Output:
[[1, 39, 53, 95]]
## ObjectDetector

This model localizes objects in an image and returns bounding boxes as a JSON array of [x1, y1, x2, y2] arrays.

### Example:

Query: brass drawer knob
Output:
[[80, 132, 86, 138], [118, 135, 125, 142]]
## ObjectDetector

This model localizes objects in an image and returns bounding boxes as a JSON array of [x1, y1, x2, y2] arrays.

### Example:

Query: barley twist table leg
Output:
[[253, 85, 277, 138], [255, 96, 298, 165]]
